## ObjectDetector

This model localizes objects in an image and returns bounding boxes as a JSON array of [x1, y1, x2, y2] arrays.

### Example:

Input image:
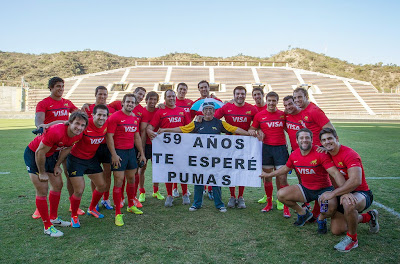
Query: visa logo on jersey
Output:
[[286, 123, 300, 130], [124, 126, 137, 132], [53, 110, 68, 117], [90, 138, 104, 144], [168, 117, 182, 123], [232, 117, 247, 122], [297, 168, 316, 174], [266, 121, 283, 128]]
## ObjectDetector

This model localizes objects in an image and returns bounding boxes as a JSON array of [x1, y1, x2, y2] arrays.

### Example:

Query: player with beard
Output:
[[260, 128, 346, 227], [214, 86, 258, 209]]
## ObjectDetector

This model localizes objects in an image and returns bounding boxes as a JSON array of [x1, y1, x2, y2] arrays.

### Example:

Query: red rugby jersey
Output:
[[176, 97, 194, 123], [285, 111, 305, 151], [301, 102, 330, 145], [36, 97, 78, 124], [108, 100, 143, 122], [28, 123, 82, 157], [331, 145, 369, 191], [286, 146, 334, 190], [215, 102, 258, 131], [84, 103, 116, 117], [141, 107, 159, 145], [70, 118, 108, 159], [107, 110, 139, 150], [150, 106, 187, 129], [108, 100, 122, 111], [251, 109, 286, 145], [254, 104, 267, 112]]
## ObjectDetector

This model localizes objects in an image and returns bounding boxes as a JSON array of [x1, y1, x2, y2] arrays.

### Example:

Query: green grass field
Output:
[[1, 120, 399, 263]]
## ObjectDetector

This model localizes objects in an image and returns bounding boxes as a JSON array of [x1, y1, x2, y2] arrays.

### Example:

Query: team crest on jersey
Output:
[[73, 141, 79, 144], [103, 128, 107, 133], [310, 159, 317, 165], [304, 116, 309, 121], [212, 127, 217, 130], [137, 112, 142, 116], [280, 115, 285, 119], [338, 162, 344, 166], [71, 171, 77, 176], [64, 103, 69, 106], [246, 111, 251, 114], [187, 102, 191, 105], [134, 120, 138, 124], [179, 112, 184, 115]]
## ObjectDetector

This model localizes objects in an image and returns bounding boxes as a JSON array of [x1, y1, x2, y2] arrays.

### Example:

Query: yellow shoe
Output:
[[152, 191, 165, 200], [138, 193, 146, 203], [127, 205, 143, 215], [115, 214, 124, 226], [258, 195, 268, 204], [276, 199, 284, 210]]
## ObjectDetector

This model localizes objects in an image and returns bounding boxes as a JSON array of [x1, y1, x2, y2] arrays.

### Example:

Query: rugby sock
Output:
[[126, 183, 135, 207], [113, 186, 122, 215], [238, 186, 245, 198], [165, 183, 173, 196], [229, 187, 236, 198], [173, 183, 178, 189], [133, 173, 140, 197], [139, 188, 146, 194], [69, 194, 81, 217], [207, 185, 212, 192], [49, 190, 61, 220], [312, 202, 321, 218], [361, 212, 372, 223], [347, 232, 357, 241], [153, 185, 159, 193], [36, 196, 51, 229], [103, 191, 110, 200], [181, 184, 188, 195], [89, 189, 104, 211], [264, 182, 273, 199]]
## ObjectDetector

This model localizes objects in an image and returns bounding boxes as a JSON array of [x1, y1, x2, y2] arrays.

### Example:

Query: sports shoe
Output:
[[127, 205, 143, 214], [50, 217, 71, 227], [133, 197, 143, 208], [219, 207, 227, 213], [276, 200, 284, 210], [317, 219, 327, 234], [187, 190, 191, 196], [208, 191, 214, 201], [308, 216, 317, 223], [227, 197, 237, 208], [71, 216, 80, 228], [172, 188, 180, 198], [334, 236, 358, 252], [101, 199, 114, 210], [237, 197, 246, 209], [69, 206, 85, 215], [182, 194, 190, 205], [138, 193, 146, 203], [152, 191, 165, 200], [258, 195, 268, 204], [44, 225, 63, 237], [293, 209, 313, 227], [32, 208, 41, 219], [95, 204, 99, 211], [368, 209, 379, 233], [189, 206, 199, 212], [283, 206, 291, 218], [120, 199, 125, 208], [115, 214, 124, 226], [87, 208, 104, 219], [261, 203, 273, 212], [164, 196, 174, 207]]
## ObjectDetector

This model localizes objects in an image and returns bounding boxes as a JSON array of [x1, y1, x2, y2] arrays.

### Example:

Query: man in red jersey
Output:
[[214, 86, 258, 209], [107, 94, 146, 226], [318, 128, 378, 252], [252, 87, 267, 112], [283, 95, 304, 152], [138, 91, 165, 202], [260, 128, 346, 227], [59, 105, 110, 228], [147, 89, 189, 207], [33, 77, 83, 219], [249, 91, 291, 218], [23, 112, 88, 237], [82, 86, 116, 210], [293, 87, 335, 220]]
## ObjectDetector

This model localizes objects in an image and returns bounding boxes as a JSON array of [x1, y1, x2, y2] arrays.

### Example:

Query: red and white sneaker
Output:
[[261, 203, 273, 212], [133, 197, 143, 208], [69, 206, 85, 215], [283, 206, 291, 218], [32, 208, 41, 219], [334, 236, 358, 252]]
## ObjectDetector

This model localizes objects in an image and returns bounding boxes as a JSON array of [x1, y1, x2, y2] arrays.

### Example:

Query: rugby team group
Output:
[[24, 76, 379, 252]]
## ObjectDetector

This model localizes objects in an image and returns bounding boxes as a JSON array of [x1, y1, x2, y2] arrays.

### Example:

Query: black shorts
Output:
[[262, 144, 289, 166], [145, 144, 152, 160], [67, 154, 103, 177], [336, 190, 374, 214], [24, 147, 58, 174], [112, 148, 138, 171], [298, 184, 334, 203], [96, 144, 111, 164]]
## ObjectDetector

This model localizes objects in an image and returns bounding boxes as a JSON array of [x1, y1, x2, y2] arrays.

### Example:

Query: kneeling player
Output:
[[318, 128, 378, 252], [61, 105, 110, 227], [260, 128, 346, 227], [24, 112, 87, 237]]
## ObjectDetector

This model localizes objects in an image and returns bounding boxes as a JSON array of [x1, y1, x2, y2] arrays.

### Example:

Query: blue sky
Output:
[[2, 0, 399, 65]]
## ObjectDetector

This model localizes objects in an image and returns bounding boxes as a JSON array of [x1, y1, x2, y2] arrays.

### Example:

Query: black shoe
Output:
[[294, 209, 313, 227]]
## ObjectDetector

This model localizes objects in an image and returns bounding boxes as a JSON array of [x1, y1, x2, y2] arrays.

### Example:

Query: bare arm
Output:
[[106, 133, 121, 168], [134, 132, 146, 165], [319, 167, 361, 202], [158, 127, 183, 134], [260, 165, 291, 179], [54, 147, 72, 177], [35, 142, 52, 181], [140, 122, 148, 146], [233, 127, 250, 136], [146, 124, 158, 140]]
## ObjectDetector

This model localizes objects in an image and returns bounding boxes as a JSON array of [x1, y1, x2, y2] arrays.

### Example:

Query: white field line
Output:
[[373, 201, 400, 219], [0, 172, 10, 174]]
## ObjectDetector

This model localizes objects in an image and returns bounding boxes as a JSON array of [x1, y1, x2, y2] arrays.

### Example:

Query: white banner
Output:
[[152, 133, 262, 187]]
